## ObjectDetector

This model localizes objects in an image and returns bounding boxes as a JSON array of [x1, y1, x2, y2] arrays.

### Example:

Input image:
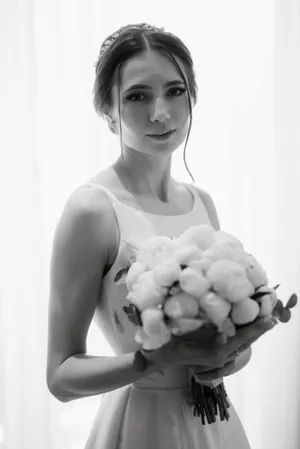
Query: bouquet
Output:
[[115, 224, 297, 424]]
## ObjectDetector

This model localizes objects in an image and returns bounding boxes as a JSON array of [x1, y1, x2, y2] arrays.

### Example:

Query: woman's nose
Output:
[[150, 98, 171, 122]]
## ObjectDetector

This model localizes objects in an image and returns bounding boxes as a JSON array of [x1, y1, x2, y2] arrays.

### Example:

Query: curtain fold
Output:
[[1, 1, 299, 448]]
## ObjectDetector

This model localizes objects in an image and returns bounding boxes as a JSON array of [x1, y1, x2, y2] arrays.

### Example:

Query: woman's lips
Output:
[[147, 130, 176, 140]]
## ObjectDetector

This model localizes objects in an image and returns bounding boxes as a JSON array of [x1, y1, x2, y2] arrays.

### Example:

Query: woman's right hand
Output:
[[141, 317, 277, 371]]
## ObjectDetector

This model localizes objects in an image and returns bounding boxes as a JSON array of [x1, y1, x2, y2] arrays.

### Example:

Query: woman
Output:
[[46, 23, 278, 448]]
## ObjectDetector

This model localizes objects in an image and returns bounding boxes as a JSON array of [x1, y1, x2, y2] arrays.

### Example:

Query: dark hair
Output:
[[93, 23, 197, 184]]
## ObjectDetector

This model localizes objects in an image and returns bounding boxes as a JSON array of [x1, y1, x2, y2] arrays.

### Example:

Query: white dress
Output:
[[83, 182, 251, 449]]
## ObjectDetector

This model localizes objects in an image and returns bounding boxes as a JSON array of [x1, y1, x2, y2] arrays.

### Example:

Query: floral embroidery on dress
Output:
[[113, 311, 125, 334]]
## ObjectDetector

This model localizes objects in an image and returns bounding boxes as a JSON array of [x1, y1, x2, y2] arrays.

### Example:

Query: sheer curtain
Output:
[[1, 0, 299, 448]]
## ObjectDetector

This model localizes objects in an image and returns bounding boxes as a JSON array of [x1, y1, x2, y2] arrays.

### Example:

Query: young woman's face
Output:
[[109, 49, 192, 156]]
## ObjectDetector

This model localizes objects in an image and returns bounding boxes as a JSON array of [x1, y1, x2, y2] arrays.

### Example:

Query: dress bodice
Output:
[[84, 182, 213, 389]]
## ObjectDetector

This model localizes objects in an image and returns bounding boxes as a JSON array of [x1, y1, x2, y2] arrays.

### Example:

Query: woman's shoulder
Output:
[[60, 175, 119, 248], [186, 183, 221, 231], [72, 170, 118, 214], [66, 186, 111, 223]]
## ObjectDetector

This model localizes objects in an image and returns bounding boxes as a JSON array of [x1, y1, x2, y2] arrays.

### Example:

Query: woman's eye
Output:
[[126, 93, 145, 102], [126, 87, 186, 103], [168, 87, 186, 97]]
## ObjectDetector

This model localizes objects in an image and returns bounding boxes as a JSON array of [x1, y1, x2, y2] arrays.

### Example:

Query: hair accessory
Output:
[[99, 23, 166, 59]]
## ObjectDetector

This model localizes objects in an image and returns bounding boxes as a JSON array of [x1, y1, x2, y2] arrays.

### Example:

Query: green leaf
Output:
[[286, 293, 298, 309], [123, 303, 143, 327], [251, 291, 270, 300], [272, 299, 285, 317], [278, 308, 291, 323]]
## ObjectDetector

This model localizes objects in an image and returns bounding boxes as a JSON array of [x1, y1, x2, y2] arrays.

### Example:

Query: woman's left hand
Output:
[[190, 346, 252, 383]]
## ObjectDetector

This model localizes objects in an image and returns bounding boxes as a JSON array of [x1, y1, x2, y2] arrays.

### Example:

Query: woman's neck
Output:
[[112, 154, 174, 202]]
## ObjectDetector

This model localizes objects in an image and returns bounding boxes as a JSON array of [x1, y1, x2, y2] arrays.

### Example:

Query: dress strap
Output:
[[82, 182, 119, 206]]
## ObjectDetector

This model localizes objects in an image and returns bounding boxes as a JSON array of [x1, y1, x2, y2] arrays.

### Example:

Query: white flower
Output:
[[188, 258, 214, 274], [214, 230, 244, 250], [257, 294, 273, 318], [127, 271, 167, 311], [230, 250, 251, 269], [174, 244, 202, 266], [152, 260, 182, 287], [168, 284, 182, 296], [231, 298, 260, 325], [253, 285, 277, 316], [168, 317, 207, 336], [198, 291, 231, 327], [245, 255, 268, 288], [176, 224, 216, 250], [179, 267, 211, 298], [164, 292, 199, 319], [141, 307, 170, 338], [137, 236, 176, 270], [206, 260, 255, 303], [135, 326, 171, 350], [126, 261, 147, 291], [201, 241, 237, 262]]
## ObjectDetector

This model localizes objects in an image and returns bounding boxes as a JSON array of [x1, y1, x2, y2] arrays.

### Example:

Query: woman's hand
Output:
[[188, 295, 296, 383], [189, 346, 252, 383], [141, 316, 277, 371]]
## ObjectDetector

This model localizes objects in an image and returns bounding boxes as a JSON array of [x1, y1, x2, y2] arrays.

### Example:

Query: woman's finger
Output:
[[193, 360, 236, 382], [221, 318, 277, 360]]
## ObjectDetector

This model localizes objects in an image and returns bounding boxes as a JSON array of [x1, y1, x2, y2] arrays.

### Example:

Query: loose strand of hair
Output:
[[158, 46, 195, 185], [117, 62, 131, 193]]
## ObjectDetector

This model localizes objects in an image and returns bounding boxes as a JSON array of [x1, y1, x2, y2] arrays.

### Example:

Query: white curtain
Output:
[[1, 1, 299, 448]]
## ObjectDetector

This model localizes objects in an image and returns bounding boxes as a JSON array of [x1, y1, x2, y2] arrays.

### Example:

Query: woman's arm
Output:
[[50, 352, 161, 403], [47, 186, 162, 403]]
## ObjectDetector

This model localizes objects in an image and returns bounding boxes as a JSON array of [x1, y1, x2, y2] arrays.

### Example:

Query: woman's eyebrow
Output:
[[124, 80, 185, 93]]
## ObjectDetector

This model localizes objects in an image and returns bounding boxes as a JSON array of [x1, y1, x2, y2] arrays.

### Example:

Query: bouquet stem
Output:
[[191, 376, 230, 424]]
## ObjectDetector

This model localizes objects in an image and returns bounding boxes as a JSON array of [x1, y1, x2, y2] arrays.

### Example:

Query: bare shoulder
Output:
[[59, 183, 117, 251], [189, 184, 221, 231]]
